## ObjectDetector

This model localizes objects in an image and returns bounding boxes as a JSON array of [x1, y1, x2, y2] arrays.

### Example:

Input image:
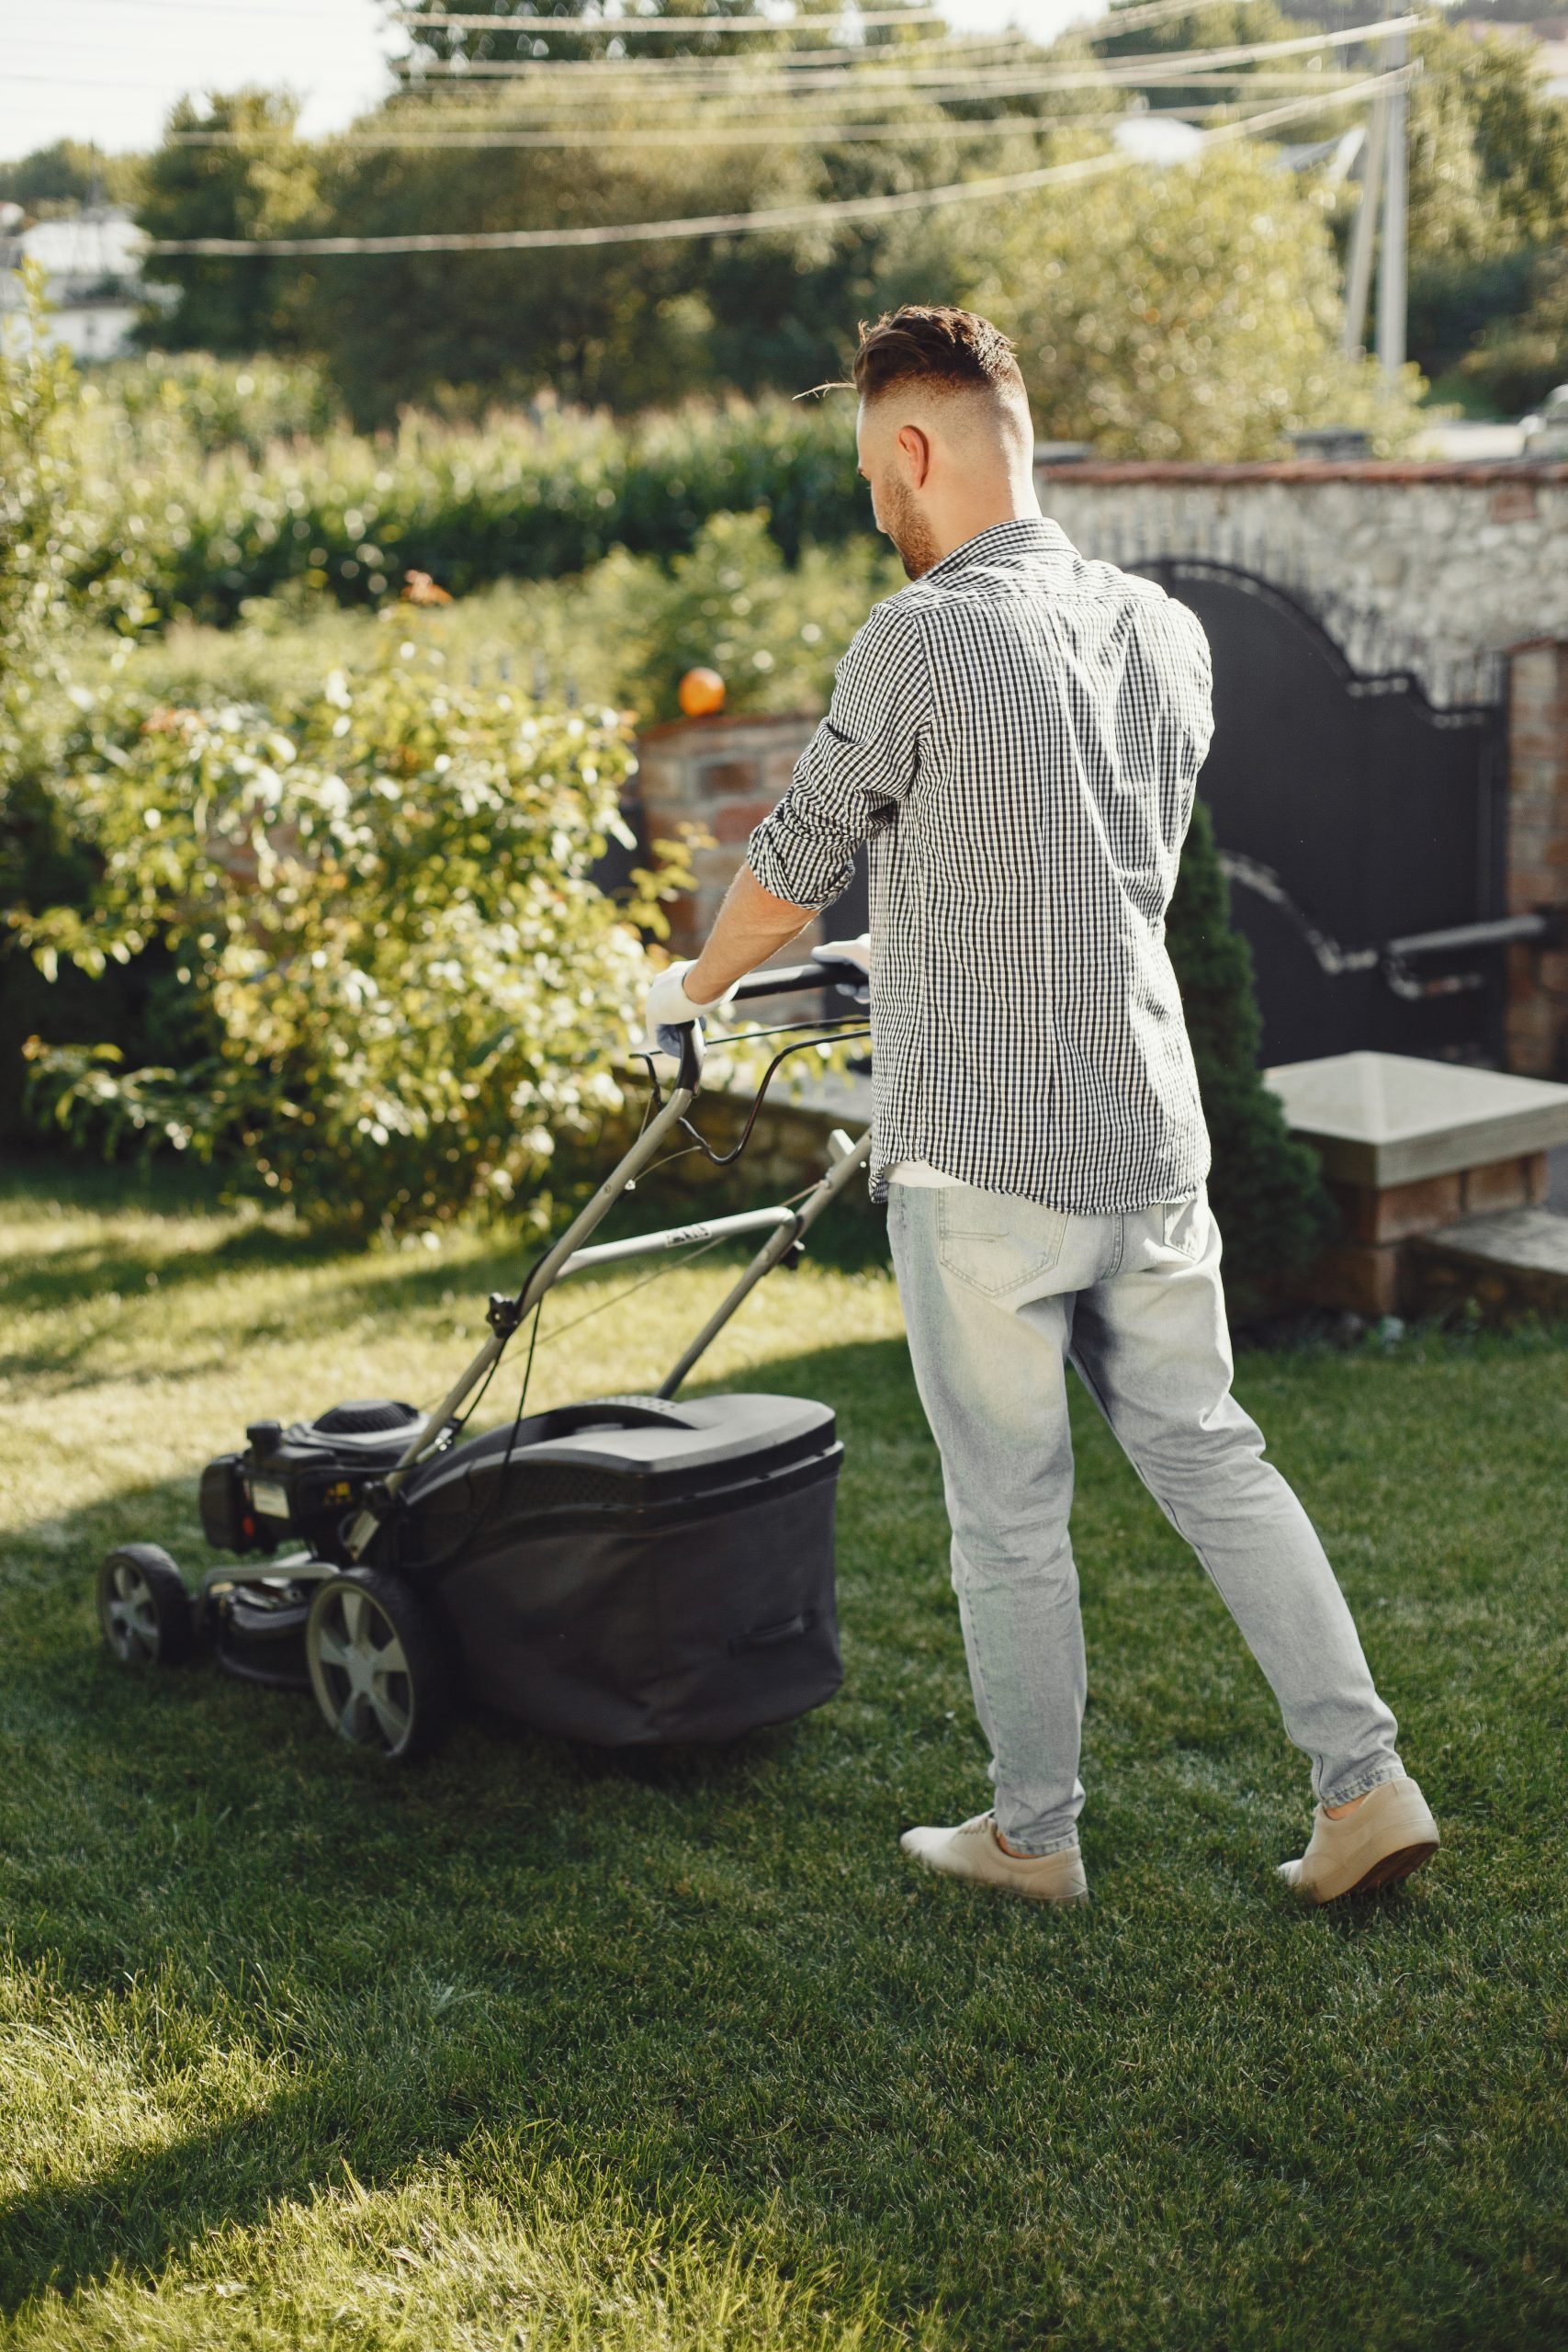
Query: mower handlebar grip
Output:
[[729, 959, 853, 1003]]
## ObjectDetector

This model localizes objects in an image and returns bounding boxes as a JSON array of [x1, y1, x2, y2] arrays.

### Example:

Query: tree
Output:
[[136, 90, 321, 354], [288, 85, 1048, 424], [1461, 246, 1568, 414], [1402, 21, 1568, 387], [969, 146, 1416, 460], [1165, 795, 1337, 1306], [1093, 0, 1301, 107], [0, 140, 141, 215]]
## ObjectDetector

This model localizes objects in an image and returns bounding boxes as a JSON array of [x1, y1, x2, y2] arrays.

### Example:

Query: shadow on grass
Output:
[[0, 1374, 908, 2312], [0, 1152, 890, 1391], [0, 2081, 488, 2313]]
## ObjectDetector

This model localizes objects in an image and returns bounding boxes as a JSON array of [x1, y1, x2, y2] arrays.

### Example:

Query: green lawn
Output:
[[2, 1163, 1565, 2350]]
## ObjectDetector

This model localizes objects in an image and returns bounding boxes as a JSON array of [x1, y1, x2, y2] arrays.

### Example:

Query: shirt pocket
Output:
[[937, 1185, 1070, 1298]]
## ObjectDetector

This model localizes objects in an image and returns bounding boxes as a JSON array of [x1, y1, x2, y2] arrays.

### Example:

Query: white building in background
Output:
[[0, 205, 149, 360]]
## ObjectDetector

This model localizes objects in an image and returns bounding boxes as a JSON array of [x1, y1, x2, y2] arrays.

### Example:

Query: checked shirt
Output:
[[745, 515, 1216, 1212]]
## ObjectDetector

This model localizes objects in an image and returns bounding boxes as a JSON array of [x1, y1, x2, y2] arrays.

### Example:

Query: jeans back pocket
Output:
[[937, 1186, 1070, 1298], [1159, 1189, 1207, 1261]]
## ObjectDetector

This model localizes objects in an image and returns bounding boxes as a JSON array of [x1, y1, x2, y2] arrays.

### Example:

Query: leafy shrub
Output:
[[1166, 796, 1338, 1306], [17, 649, 685, 1232], [92, 350, 346, 459], [1, 267, 163, 1136], [1461, 246, 1568, 415], [606, 511, 902, 724], [118, 512, 902, 727], [65, 390, 869, 628]]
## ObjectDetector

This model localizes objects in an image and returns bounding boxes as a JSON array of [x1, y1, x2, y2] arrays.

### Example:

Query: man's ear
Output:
[[896, 421, 932, 488]]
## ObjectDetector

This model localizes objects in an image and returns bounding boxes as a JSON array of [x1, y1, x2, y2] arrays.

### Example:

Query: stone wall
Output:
[[1036, 459, 1568, 709]]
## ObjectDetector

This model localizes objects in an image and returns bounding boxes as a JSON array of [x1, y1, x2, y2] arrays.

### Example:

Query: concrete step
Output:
[[1405, 1206, 1568, 1323]]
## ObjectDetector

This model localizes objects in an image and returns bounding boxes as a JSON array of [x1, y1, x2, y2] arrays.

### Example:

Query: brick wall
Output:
[[1506, 642, 1568, 1079], [634, 708, 821, 961]]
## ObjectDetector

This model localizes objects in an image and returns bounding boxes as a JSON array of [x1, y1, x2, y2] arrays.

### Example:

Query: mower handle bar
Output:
[[344, 972, 863, 1557], [729, 956, 863, 1004]]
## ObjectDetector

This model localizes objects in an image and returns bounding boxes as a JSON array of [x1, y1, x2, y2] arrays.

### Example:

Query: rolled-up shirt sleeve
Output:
[[746, 597, 929, 913]]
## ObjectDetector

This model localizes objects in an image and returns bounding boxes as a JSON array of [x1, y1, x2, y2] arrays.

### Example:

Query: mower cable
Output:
[[530, 1221, 746, 1351], [675, 1025, 871, 1169], [390, 1298, 545, 1574]]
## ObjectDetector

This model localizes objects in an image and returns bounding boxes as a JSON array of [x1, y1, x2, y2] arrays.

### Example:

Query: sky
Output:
[[2, 0, 1108, 164]]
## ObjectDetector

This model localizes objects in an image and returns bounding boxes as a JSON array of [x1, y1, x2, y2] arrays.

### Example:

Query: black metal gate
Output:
[[1137, 560, 1509, 1069]]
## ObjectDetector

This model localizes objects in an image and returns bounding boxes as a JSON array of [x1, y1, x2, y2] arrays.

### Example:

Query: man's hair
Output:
[[850, 305, 1027, 407]]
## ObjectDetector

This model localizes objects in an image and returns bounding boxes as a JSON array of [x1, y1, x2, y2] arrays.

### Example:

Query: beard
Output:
[[879, 476, 942, 581]]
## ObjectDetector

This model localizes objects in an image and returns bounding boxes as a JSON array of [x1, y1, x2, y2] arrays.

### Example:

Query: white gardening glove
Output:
[[816, 933, 871, 978], [640, 957, 736, 1059]]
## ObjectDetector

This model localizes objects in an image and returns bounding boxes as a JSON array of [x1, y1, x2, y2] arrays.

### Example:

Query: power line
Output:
[[382, 68, 1367, 103], [394, 33, 1032, 73], [1077, 0, 1254, 31], [44, 0, 362, 12], [5, 72, 388, 94], [389, 15, 1422, 79], [166, 107, 1227, 149], [379, 64, 1382, 104], [390, 0, 1258, 28], [397, 7, 953, 26], [11, 64, 1358, 105], [144, 63, 1418, 255]]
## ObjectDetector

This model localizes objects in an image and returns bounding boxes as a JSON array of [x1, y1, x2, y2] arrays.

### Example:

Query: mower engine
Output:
[[200, 1399, 430, 1566]]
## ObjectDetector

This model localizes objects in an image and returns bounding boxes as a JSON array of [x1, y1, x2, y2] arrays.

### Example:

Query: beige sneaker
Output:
[[900, 1812, 1089, 1904], [1278, 1775, 1439, 1904]]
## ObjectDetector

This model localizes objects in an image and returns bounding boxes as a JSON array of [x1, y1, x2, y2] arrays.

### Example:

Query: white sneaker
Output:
[[900, 1812, 1089, 1904], [1278, 1776, 1439, 1904]]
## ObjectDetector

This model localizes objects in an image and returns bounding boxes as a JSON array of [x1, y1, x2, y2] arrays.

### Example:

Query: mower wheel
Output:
[[305, 1570, 452, 1763], [98, 1544, 194, 1667]]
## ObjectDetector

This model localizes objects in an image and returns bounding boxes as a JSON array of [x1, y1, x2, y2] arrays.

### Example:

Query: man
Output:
[[644, 304, 1438, 1907]]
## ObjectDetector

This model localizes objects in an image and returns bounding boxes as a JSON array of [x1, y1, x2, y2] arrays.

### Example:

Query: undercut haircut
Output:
[[851, 305, 1028, 411]]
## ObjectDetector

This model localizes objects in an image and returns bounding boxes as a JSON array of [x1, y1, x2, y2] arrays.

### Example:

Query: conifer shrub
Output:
[[1165, 795, 1339, 1307]]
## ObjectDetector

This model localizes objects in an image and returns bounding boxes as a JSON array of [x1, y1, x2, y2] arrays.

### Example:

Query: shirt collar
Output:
[[922, 514, 1076, 582]]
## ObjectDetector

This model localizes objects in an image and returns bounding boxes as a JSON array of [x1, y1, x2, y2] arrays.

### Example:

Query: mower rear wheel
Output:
[[98, 1544, 193, 1667], [305, 1570, 451, 1763]]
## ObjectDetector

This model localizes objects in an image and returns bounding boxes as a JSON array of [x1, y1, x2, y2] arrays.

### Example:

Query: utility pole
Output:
[[1341, 97, 1388, 358], [1375, 28, 1408, 384]]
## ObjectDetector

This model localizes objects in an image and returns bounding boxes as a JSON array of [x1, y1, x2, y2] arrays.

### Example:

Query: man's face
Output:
[[857, 399, 942, 582]]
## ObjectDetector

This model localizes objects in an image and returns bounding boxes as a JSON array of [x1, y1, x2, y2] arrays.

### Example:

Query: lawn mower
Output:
[[96, 958, 871, 1763]]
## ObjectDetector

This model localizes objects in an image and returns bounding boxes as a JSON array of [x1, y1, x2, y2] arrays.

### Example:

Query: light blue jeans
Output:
[[886, 1179, 1404, 1856]]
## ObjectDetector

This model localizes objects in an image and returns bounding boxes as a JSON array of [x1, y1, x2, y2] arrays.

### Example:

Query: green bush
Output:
[[118, 512, 902, 728], [1, 269, 163, 1136], [65, 386, 869, 628], [93, 350, 346, 459], [1166, 796, 1338, 1306], [1461, 246, 1568, 415], [16, 648, 686, 1232]]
